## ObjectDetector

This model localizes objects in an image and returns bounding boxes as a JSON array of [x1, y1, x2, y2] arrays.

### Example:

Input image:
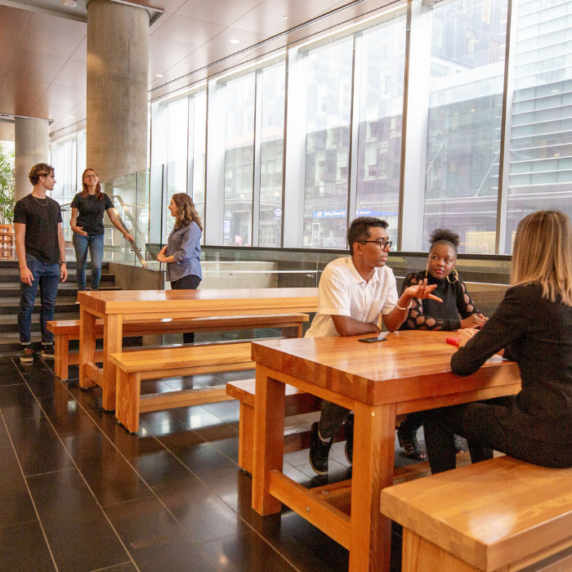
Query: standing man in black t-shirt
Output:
[[14, 163, 68, 364]]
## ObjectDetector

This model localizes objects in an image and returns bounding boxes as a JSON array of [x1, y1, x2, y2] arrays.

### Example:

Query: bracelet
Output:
[[396, 299, 412, 311]]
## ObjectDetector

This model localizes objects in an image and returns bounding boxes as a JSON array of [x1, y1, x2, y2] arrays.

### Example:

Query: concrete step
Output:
[[0, 284, 120, 297], [0, 269, 115, 283]]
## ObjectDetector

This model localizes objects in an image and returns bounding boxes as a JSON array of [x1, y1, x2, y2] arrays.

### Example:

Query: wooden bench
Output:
[[47, 313, 308, 381], [380, 456, 572, 572], [226, 379, 411, 475], [110, 341, 256, 434]]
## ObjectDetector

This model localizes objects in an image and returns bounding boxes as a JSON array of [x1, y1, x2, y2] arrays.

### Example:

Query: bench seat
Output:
[[110, 341, 255, 434], [47, 313, 308, 380], [380, 455, 572, 572]]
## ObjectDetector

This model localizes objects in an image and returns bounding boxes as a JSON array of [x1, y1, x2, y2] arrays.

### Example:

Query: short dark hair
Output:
[[29, 163, 54, 186], [347, 217, 389, 255], [429, 228, 460, 253]]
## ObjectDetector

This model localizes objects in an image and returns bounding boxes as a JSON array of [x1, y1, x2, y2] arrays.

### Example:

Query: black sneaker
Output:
[[309, 422, 332, 475], [397, 426, 427, 461], [41, 345, 55, 359], [345, 413, 354, 465], [20, 347, 35, 364]]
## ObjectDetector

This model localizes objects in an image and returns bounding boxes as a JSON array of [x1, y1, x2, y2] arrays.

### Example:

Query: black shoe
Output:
[[397, 427, 427, 461], [345, 413, 354, 465], [41, 345, 55, 359], [309, 422, 332, 475], [20, 347, 35, 364], [454, 435, 467, 454]]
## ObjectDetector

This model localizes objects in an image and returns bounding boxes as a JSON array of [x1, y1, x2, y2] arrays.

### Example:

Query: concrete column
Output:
[[14, 117, 49, 202], [86, 0, 149, 184]]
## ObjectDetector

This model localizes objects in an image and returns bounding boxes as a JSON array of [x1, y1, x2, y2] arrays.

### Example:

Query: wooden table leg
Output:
[[102, 314, 122, 411], [79, 307, 96, 389], [349, 401, 396, 572], [252, 364, 285, 515]]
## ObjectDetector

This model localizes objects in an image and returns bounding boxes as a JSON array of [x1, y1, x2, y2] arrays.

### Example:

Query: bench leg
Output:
[[102, 314, 122, 411], [54, 335, 66, 380], [238, 402, 254, 474], [80, 308, 96, 389], [116, 370, 141, 434], [402, 530, 478, 572]]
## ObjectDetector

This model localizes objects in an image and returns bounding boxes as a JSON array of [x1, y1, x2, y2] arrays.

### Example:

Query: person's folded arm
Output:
[[173, 224, 201, 264], [331, 315, 380, 336], [451, 286, 528, 376]]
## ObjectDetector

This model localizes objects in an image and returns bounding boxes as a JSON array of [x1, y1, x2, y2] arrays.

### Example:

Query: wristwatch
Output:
[[59, 261, 67, 266]]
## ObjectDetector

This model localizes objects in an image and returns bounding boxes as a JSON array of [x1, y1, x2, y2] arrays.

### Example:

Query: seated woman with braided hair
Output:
[[397, 229, 486, 460]]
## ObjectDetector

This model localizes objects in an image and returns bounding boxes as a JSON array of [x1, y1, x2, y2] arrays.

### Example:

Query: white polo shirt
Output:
[[305, 256, 398, 338]]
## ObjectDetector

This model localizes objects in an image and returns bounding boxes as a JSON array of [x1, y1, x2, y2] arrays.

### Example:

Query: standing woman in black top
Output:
[[397, 229, 485, 459], [424, 210, 572, 473], [70, 168, 133, 292]]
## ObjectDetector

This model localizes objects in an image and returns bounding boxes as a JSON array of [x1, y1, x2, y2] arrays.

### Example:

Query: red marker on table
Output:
[[446, 337, 460, 347]]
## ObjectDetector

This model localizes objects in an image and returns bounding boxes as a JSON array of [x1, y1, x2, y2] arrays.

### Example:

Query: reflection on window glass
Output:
[[259, 62, 286, 248], [505, 0, 572, 252], [423, 0, 507, 253], [165, 98, 189, 235], [303, 38, 354, 249], [190, 91, 207, 233], [224, 74, 255, 246], [356, 17, 406, 246]]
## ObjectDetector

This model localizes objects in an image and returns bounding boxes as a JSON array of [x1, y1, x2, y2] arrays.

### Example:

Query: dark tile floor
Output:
[[0, 356, 413, 572]]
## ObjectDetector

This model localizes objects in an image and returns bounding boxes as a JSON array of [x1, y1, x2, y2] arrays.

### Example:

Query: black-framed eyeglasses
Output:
[[360, 240, 393, 250]]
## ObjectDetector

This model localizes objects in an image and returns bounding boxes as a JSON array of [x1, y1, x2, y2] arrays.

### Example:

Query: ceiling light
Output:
[[69, 115, 75, 119], [283, 15, 288, 19], [184, 62, 189, 65], [155, 74, 163, 77], [62, 0, 77, 6], [230, 39, 240, 44]]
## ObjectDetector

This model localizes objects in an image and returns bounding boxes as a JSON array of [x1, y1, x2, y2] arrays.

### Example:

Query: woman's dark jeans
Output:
[[171, 274, 201, 344], [73, 233, 104, 291]]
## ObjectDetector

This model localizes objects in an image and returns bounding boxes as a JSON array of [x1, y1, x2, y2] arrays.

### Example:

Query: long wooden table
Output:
[[250, 330, 521, 572], [78, 288, 318, 411]]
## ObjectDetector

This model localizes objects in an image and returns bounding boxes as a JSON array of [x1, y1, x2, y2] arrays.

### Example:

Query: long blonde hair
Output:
[[511, 210, 572, 306], [171, 193, 203, 231]]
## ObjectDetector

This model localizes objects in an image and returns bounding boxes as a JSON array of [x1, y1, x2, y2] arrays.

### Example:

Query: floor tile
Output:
[[193, 421, 239, 443], [201, 530, 299, 572], [0, 384, 44, 422], [105, 496, 217, 572], [7, 416, 74, 476], [131, 450, 194, 487], [210, 436, 240, 464], [153, 476, 250, 545], [200, 401, 240, 417], [27, 469, 129, 572], [65, 433, 153, 506], [0, 446, 37, 527], [0, 520, 56, 572], [89, 563, 137, 572], [0, 360, 24, 387], [172, 405, 228, 430]]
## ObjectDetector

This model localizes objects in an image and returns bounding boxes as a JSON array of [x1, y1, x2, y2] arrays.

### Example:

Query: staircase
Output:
[[0, 259, 119, 356]]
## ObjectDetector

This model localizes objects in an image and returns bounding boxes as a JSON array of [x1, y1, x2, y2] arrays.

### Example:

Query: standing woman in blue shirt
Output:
[[157, 193, 203, 344], [70, 168, 133, 292]]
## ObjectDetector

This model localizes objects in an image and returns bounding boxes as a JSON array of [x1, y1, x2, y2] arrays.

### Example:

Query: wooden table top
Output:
[[252, 331, 520, 407], [78, 287, 319, 315]]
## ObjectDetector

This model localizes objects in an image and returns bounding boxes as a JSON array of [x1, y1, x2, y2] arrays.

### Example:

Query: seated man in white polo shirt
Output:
[[306, 217, 440, 474]]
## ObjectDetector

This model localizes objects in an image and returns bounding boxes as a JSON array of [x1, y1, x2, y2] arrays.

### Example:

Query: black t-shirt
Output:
[[14, 194, 62, 264], [71, 192, 114, 236]]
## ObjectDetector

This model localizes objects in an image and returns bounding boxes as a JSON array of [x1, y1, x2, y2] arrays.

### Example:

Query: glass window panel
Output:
[[224, 73, 255, 246], [258, 62, 286, 248], [355, 16, 406, 246], [190, 91, 207, 232], [505, 0, 572, 252], [422, 0, 508, 254], [303, 38, 354, 249]]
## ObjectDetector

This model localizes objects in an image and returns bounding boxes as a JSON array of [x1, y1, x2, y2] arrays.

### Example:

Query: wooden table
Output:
[[78, 288, 318, 411], [250, 330, 521, 572]]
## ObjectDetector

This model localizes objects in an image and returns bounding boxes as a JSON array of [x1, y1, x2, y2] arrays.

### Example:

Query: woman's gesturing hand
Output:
[[157, 245, 167, 263], [403, 278, 442, 302], [461, 313, 486, 329]]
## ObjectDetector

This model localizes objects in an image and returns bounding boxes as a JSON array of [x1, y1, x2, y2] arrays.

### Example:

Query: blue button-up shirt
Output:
[[165, 221, 202, 283]]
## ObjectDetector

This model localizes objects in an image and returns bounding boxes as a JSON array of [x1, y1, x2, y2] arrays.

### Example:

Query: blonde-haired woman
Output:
[[157, 193, 203, 344], [424, 210, 572, 473], [70, 168, 133, 292]]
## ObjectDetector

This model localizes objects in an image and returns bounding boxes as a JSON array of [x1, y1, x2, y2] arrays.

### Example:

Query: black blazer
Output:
[[452, 283, 572, 446]]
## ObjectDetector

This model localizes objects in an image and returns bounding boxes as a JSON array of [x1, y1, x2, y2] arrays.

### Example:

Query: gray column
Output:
[[86, 0, 149, 184], [14, 117, 49, 202]]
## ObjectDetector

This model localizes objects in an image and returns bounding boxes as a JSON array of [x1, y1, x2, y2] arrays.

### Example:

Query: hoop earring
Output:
[[447, 269, 459, 284], [425, 261, 430, 278]]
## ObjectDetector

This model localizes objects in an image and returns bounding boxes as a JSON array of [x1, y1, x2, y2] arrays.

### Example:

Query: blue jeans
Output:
[[18, 255, 60, 345], [73, 234, 104, 291]]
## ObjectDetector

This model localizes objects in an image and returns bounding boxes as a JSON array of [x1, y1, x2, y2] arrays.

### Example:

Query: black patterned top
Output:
[[399, 270, 480, 331]]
